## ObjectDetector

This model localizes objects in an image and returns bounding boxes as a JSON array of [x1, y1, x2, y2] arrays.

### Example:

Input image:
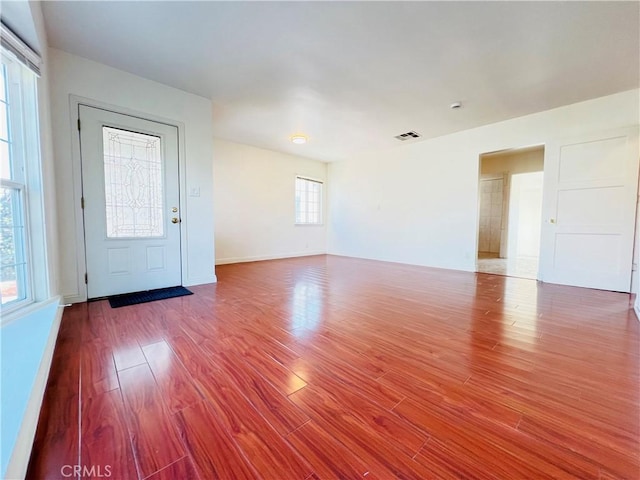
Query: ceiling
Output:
[[2, 2, 41, 55], [41, 1, 639, 163]]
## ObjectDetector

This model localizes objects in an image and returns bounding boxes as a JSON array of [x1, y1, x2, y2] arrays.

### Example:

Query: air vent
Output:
[[394, 131, 421, 141]]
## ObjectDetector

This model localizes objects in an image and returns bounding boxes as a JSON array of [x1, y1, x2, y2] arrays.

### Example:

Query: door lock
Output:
[[171, 217, 180, 224]]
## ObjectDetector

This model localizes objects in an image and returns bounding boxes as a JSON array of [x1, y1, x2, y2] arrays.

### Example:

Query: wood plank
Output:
[[287, 420, 374, 480], [289, 383, 433, 479], [207, 348, 310, 435], [228, 345, 308, 396], [145, 457, 200, 480], [26, 308, 82, 480], [27, 256, 640, 479], [80, 389, 138, 480], [109, 309, 149, 371], [142, 340, 202, 414], [173, 402, 257, 480], [112, 343, 147, 372], [394, 397, 600, 479], [290, 357, 404, 411], [80, 338, 118, 400], [195, 366, 313, 478], [118, 363, 185, 478]]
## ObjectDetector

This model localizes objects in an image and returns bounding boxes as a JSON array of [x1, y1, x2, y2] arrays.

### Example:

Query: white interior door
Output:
[[79, 105, 182, 298], [540, 127, 639, 292]]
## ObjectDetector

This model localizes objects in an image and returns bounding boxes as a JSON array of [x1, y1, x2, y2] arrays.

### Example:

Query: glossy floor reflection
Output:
[[477, 252, 539, 279], [28, 255, 639, 479]]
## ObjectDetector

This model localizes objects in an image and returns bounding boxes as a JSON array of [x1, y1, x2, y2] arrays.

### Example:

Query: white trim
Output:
[[62, 293, 85, 305], [4, 296, 63, 480], [68, 95, 189, 302], [0, 22, 41, 76], [0, 53, 44, 313], [0, 295, 58, 327], [183, 274, 217, 286], [0, 182, 32, 315], [634, 302, 640, 322], [327, 252, 474, 273], [216, 250, 326, 266]]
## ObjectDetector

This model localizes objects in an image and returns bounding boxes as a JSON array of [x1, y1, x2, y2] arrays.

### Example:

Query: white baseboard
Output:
[[63, 275, 218, 303], [216, 251, 326, 266], [5, 297, 64, 480], [184, 274, 218, 286], [326, 252, 472, 273], [63, 293, 86, 304]]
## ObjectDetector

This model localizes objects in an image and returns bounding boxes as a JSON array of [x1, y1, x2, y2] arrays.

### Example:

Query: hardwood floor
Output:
[[27, 255, 639, 479]]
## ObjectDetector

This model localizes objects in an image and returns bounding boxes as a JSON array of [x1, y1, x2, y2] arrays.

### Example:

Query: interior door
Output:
[[79, 105, 182, 298], [540, 127, 639, 292]]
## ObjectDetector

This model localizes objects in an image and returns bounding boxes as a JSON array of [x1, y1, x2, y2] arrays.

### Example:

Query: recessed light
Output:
[[290, 134, 307, 144], [450, 102, 462, 109]]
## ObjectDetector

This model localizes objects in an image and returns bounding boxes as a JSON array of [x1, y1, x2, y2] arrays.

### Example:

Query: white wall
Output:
[[328, 89, 640, 274], [213, 139, 327, 264], [631, 189, 640, 316], [635, 199, 640, 318], [48, 48, 216, 302], [31, 2, 59, 300]]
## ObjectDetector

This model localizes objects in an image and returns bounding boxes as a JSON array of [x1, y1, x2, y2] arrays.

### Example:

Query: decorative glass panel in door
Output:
[[102, 127, 164, 238]]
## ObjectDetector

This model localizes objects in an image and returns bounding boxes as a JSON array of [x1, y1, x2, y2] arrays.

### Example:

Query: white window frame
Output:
[[0, 45, 43, 316], [295, 175, 323, 226], [0, 180, 32, 309]]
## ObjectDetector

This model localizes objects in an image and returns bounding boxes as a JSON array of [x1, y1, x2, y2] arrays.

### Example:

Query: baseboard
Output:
[[184, 274, 218, 286], [63, 293, 86, 305], [216, 251, 326, 266], [63, 275, 218, 301], [326, 252, 472, 273], [4, 296, 64, 480]]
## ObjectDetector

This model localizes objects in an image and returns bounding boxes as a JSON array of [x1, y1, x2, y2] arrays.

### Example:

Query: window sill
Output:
[[0, 299, 37, 327], [1, 295, 63, 479]]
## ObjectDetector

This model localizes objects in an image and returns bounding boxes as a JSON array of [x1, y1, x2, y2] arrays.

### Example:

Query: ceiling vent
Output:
[[394, 131, 421, 141]]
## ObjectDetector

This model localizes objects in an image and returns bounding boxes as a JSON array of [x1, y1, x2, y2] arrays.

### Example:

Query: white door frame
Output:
[[68, 95, 189, 303]]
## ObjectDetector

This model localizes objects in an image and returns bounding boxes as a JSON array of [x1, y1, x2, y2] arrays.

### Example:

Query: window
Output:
[[295, 176, 323, 225], [103, 126, 164, 238], [0, 44, 41, 311]]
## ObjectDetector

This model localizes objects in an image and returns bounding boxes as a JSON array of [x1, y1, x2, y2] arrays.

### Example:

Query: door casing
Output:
[[68, 96, 189, 303]]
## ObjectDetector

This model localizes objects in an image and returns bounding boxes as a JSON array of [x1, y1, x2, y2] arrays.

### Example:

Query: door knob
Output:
[[171, 217, 180, 224]]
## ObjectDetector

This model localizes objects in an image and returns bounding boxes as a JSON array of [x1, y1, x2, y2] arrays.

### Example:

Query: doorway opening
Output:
[[476, 145, 544, 279]]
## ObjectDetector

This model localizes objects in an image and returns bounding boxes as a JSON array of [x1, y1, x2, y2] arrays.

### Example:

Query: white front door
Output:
[[79, 105, 182, 298], [540, 127, 639, 292]]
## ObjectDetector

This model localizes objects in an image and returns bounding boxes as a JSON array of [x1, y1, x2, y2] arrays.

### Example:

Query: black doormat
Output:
[[108, 286, 193, 308]]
